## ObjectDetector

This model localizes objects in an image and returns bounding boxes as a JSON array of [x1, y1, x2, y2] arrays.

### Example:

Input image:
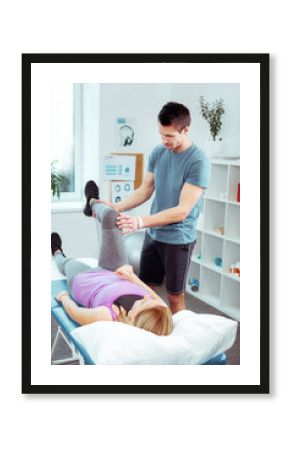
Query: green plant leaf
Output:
[[199, 96, 225, 140], [51, 160, 66, 198]]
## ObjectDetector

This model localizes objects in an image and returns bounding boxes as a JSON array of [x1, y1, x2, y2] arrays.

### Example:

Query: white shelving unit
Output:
[[187, 159, 240, 321]]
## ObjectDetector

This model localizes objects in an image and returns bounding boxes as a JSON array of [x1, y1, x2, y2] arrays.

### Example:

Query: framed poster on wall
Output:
[[104, 154, 136, 180], [111, 181, 134, 203], [22, 53, 269, 394]]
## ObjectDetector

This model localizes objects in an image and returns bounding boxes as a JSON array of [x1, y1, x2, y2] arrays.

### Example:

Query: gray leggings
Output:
[[54, 202, 129, 290]]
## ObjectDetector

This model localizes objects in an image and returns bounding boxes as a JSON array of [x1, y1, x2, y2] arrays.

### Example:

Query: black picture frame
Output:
[[22, 53, 269, 394]]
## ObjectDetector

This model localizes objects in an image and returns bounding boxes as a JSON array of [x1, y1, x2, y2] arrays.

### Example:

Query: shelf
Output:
[[203, 230, 240, 244], [212, 158, 240, 166], [186, 289, 221, 310], [223, 273, 240, 283], [187, 261, 201, 284], [217, 304, 240, 321], [191, 255, 202, 265], [228, 165, 240, 203], [192, 230, 202, 261], [200, 267, 221, 298], [205, 197, 240, 207], [223, 240, 240, 277], [221, 276, 240, 319], [205, 196, 227, 203], [203, 230, 225, 239], [202, 262, 222, 274], [187, 159, 240, 321], [202, 233, 223, 273], [226, 203, 240, 242], [226, 236, 240, 244], [204, 199, 226, 233], [186, 288, 240, 321], [228, 201, 240, 206], [206, 164, 228, 199]]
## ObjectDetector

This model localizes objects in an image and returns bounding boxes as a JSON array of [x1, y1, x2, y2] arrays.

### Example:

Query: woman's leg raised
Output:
[[91, 201, 128, 271]]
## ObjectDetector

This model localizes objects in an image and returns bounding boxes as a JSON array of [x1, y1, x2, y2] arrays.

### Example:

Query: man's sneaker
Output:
[[83, 180, 99, 216], [51, 232, 65, 257]]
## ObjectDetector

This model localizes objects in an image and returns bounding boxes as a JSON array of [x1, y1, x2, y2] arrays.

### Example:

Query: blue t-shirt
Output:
[[147, 144, 211, 244]]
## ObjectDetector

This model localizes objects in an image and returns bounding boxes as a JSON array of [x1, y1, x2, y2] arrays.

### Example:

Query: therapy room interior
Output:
[[51, 83, 240, 366]]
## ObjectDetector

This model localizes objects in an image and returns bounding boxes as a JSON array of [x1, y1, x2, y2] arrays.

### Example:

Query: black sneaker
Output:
[[51, 232, 65, 257], [83, 180, 99, 216]]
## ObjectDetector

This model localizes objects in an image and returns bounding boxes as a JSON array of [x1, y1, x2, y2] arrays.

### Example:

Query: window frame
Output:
[[51, 83, 83, 203]]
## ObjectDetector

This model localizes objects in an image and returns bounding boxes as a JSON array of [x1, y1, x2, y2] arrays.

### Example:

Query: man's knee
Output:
[[167, 292, 186, 313]]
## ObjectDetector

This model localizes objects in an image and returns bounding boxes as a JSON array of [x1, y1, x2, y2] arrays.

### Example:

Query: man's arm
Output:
[[114, 172, 155, 212], [117, 183, 204, 232], [142, 183, 203, 227]]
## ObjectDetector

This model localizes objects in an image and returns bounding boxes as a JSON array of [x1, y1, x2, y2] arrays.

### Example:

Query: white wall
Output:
[[98, 82, 240, 206], [52, 83, 240, 256], [51, 212, 100, 258], [51, 84, 101, 258], [81, 84, 100, 182], [98, 83, 172, 215], [171, 83, 240, 155]]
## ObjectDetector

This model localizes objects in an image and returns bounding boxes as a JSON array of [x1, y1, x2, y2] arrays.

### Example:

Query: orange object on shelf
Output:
[[230, 262, 240, 277]]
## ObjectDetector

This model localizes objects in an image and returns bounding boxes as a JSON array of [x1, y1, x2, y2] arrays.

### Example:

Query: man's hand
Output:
[[117, 213, 143, 235], [94, 199, 120, 212]]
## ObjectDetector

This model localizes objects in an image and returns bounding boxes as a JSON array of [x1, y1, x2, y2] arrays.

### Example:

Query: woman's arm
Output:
[[114, 267, 161, 301], [56, 292, 114, 326]]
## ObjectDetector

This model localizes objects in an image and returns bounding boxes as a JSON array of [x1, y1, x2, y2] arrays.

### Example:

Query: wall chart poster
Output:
[[104, 154, 136, 181], [111, 181, 134, 203]]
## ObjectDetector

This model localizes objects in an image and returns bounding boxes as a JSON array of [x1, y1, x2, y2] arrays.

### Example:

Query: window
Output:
[[51, 83, 82, 201]]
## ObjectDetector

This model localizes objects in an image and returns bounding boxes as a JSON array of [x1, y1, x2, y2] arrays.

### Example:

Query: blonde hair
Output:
[[117, 304, 173, 336], [117, 305, 131, 325], [136, 305, 174, 336], [133, 305, 173, 336]]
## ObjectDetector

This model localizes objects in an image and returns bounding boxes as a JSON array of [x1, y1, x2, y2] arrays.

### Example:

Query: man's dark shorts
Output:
[[139, 233, 196, 295]]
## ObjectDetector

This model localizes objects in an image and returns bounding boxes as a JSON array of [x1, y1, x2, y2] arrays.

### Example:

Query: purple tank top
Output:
[[71, 269, 151, 320]]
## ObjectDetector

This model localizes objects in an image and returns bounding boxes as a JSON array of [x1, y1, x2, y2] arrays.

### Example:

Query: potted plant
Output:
[[199, 96, 225, 158], [199, 96, 225, 141], [51, 160, 66, 199]]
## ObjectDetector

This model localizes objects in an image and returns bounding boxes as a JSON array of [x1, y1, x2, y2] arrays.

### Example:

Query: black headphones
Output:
[[119, 124, 134, 146]]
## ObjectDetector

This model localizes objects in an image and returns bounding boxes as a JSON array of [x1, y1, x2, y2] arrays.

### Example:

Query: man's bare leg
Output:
[[167, 292, 186, 314]]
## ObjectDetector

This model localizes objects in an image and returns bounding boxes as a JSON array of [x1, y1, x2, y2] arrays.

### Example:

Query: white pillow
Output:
[[71, 310, 238, 365]]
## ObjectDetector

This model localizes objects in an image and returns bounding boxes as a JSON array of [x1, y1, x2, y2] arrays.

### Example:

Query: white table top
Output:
[[51, 257, 99, 281]]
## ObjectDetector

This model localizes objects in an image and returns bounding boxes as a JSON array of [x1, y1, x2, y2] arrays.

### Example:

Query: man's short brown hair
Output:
[[158, 102, 191, 132]]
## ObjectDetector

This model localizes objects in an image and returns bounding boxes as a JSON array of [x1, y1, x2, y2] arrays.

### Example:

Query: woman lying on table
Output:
[[52, 181, 173, 336]]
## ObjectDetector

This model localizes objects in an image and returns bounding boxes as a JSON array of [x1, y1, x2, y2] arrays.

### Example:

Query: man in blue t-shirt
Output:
[[111, 102, 210, 313]]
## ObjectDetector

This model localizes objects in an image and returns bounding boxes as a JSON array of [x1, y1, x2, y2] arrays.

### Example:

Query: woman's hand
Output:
[[55, 290, 70, 303], [114, 264, 136, 282]]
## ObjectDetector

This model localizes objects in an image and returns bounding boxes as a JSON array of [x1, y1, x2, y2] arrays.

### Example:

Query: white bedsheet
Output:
[[51, 257, 99, 280]]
